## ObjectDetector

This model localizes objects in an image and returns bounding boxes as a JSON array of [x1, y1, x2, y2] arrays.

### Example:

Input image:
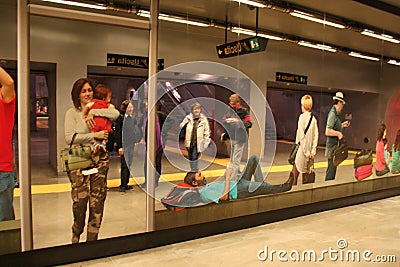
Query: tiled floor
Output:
[[59, 196, 400, 267]]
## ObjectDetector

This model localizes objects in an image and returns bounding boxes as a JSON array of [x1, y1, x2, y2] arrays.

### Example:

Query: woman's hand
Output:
[[84, 112, 96, 129], [94, 130, 108, 141]]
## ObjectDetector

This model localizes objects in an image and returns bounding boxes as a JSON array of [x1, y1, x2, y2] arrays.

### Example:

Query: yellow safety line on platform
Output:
[[14, 157, 364, 196]]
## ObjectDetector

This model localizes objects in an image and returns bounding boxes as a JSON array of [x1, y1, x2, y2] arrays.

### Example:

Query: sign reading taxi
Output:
[[216, 37, 268, 58]]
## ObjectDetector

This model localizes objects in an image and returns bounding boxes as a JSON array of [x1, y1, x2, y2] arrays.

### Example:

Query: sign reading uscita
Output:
[[107, 53, 164, 70], [216, 37, 268, 58]]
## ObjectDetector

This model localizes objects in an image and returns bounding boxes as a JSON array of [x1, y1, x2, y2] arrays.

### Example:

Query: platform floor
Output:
[[9, 129, 400, 251], [59, 195, 400, 267]]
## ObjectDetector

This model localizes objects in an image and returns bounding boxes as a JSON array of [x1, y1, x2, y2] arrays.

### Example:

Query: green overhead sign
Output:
[[216, 37, 268, 58]]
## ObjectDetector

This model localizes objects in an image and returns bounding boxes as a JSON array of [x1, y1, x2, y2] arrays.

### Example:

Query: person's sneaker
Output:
[[119, 186, 126, 192], [125, 185, 133, 190]]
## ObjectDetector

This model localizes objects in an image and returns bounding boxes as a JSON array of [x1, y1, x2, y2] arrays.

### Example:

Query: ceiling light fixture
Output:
[[290, 10, 345, 29], [256, 33, 283, 41], [298, 41, 337, 52], [388, 60, 400, 66], [232, 0, 267, 8], [137, 10, 209, 27], [231, 27, 257, 36], [41, 0, 107, 10], [361, 29, 400, 44], [348, 52, 380, 61], [231, 27, 283, 40]]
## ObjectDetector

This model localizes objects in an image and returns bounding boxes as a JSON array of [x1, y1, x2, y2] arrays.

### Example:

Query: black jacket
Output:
[[222, 104, 252, 143]]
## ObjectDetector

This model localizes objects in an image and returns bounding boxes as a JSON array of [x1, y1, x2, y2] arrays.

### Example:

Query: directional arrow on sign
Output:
[[216, 37, 268, 58]]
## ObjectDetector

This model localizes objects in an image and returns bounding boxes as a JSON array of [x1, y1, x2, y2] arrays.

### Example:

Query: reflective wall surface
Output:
[[0, 0, 399, 255]]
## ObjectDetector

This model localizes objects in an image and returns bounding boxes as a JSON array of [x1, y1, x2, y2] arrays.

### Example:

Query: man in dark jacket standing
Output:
[[222, 94, 252, 181], [115, 100, 140, 192]]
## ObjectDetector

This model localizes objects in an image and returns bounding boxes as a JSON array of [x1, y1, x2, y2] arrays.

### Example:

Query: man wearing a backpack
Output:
[[162, 155, 294, 209]]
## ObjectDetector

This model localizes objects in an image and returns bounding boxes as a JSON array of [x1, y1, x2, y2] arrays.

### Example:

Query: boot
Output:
[[71, 234, 80, 244], [86, 232, 98, 242]]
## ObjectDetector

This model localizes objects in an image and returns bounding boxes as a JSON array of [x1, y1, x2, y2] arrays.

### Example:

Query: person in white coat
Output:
[[291, 94, 319, 185], [180, 103, 211, 171]]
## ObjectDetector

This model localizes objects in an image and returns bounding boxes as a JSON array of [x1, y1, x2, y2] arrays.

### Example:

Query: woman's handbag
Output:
[[354, 149, 373, 168], [288, 143, 300, 165], [332, 138, 348, 167], [61, 133, 93, 173], [288, 114, 314, 165], [303, 159, 316, 184]]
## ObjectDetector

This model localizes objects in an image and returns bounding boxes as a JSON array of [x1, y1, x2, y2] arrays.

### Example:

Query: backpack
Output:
[[161, 185, 203, 212]]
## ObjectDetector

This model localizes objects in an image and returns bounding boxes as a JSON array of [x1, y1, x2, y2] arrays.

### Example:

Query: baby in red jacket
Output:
[[82, 84, 112, 155]]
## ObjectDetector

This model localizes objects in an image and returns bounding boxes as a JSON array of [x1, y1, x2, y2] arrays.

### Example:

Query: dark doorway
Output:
[[0, 60, 57, 178]]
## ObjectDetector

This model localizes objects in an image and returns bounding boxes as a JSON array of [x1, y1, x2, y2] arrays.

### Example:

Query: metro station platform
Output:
[[10, 132, 399, 251]]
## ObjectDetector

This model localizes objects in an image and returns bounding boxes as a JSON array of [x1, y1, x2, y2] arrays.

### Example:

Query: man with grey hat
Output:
[[325, 92, 350, 181]]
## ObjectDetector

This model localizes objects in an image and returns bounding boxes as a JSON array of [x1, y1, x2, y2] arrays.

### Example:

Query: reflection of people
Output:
[[182, 155, 293, 203], [0, 66, 16, 221], [64, 78, 119, 243], [139, 100, 163, 188], [325, 92, 350, 181], [180, 103, 210, 171], [115, 100, 138, 192], [391, 129, 400, 174], [129, 87, 139, 115], [222, 94, 252, 180], [383, 138, 390, 168], [375, 124, 390, 176], [82, 84, 113, 155], [291, 95, 318, 185]]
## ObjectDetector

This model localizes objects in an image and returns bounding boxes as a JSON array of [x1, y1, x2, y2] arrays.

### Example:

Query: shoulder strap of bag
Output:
[[69, 133, 78, 149], [304, 113, 313, 135], [65, 133, 78, 177]]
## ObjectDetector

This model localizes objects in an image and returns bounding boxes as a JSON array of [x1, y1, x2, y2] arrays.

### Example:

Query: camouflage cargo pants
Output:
[[69, 150, 109, 242]]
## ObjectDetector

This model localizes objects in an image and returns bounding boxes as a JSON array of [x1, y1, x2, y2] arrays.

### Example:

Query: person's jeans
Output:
[[236, 155, 292, 198], [230, 140, 245, 181], [0, 171, 16, 221], [187, 145, 199, 171], [325, 158, 337, 181]]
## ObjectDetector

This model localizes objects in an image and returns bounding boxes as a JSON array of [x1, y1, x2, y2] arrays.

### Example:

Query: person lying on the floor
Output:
[[162, 155, 294, 209]]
